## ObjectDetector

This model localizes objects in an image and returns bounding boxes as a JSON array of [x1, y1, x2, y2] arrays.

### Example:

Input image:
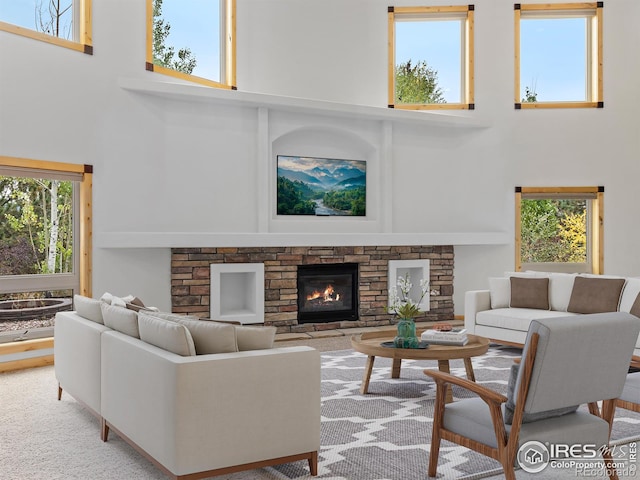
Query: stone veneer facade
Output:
[[171, 246, 454, 333]]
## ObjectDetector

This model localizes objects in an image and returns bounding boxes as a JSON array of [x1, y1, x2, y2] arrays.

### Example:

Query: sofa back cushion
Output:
[[138, 313, 196, 356], [172, 318, 238, 354], [619, 278, 640, 314], [101, 303, 140, 338], [510, 277, 549, 310], [74, 295, 104, 324], [548, 273, 577, 312], [567, 276, 626, 314], [236, 326, 277, 351], [630, 295, 640, 319]]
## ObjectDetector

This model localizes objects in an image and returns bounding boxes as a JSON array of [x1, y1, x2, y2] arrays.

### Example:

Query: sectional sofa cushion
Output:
[[236, 326, 277, 351], [101, 303, 140, 338], [567, 277, 626, 314], [489, 278, 510, 309], [138, 313, 196, 356], [619, 278, 640, 314], [630, 295, 640, 319], [172, 318, 238, 354], [74, 295, 104, 324], [504, 363, 578, 424], [510, 277, 549, 310], [548, 273, 577, 312], [142, 311, 200, 322]]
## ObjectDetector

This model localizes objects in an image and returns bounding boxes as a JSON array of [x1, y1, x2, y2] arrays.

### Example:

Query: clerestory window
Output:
[[388, 5, 474, 110], [515, 186, 604, 274], [515, 2, 603, 109], [0, 0, 92, 54], [146, 0, 236, 90]]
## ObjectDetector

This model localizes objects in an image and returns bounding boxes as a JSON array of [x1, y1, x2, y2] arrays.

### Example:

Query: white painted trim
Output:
[[118, 77, 489, 129], [95, 231, 509, 248]]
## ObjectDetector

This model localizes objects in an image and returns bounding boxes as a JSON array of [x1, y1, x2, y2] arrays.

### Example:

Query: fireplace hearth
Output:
[[297, 263, 359, 323]]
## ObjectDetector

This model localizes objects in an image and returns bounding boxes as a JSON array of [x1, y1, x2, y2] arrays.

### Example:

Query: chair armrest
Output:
[[464, 290, 491, 333], [424, 369, 507, 405]]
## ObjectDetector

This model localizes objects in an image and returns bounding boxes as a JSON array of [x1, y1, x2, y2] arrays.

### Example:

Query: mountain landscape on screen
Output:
[[277, 155, 366, 216]]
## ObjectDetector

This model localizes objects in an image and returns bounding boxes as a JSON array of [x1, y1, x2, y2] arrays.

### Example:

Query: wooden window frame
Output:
[[514, 2, 603, 109], [0, 0, 93, 54], [388, 5, 475, 110], [145, 0, 236, 90], [515, 186, 604, 274], [0, 156, 93, 297]]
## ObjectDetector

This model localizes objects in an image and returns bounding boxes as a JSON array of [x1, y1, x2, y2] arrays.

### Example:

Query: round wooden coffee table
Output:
[[351, 330, 490, 403]]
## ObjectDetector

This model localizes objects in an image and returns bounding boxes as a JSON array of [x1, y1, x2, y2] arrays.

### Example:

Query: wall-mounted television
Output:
[[276, 155, 366, 216]]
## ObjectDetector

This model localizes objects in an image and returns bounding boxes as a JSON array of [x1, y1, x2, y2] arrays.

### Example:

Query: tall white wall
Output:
[[1, 0, 640, 314]]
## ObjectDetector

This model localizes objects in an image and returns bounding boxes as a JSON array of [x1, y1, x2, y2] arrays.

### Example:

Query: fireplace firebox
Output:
[[297, 263, 359, 323]]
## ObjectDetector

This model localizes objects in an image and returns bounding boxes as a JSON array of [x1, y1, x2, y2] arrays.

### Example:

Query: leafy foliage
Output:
[[0, 177, 74, 275], [277, 177, 316, 215], [395, 60, 446, 104], [522, 86, 538, 103], [152, 0, 197, 74], [387, 273, 430, 319], [323, 187, 366, 216], [520, 199, 587, 263]]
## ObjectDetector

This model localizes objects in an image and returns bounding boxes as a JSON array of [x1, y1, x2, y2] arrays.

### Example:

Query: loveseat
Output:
[[464, 272, 640, 360], [54, 296, 321, 479]]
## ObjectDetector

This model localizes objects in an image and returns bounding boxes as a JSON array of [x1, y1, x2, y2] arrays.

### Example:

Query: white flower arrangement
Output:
[[387, 273, 431, 319]]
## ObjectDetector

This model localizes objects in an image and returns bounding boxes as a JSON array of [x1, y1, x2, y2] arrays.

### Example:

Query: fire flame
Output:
[[307, 285, 340, 302]]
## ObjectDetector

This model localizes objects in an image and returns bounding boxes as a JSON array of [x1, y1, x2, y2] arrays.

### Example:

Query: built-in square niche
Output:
[[210, 263, 265, 324], [388, 259, 430, 311]]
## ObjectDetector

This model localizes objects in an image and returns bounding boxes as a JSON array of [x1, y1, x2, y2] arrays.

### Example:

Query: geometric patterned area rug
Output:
[[1, 347, 639, 480], [269, 345, 640, 480]]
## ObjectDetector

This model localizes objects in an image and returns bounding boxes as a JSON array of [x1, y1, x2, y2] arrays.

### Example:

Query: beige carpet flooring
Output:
[[2, 335, 638, 479]]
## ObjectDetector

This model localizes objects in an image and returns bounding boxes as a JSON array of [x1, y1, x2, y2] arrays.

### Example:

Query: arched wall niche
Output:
[[268, 123, 385, 233]]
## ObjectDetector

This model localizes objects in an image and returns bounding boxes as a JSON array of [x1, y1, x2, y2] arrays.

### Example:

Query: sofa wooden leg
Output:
[[101, 419, 109, 442], [57, 384, 62, 401], [308, 451, 318, 476]]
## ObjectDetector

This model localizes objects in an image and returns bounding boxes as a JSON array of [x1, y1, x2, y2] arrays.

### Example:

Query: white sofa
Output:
[[465, 272, 640, 360], [55, 304, 321, 479]]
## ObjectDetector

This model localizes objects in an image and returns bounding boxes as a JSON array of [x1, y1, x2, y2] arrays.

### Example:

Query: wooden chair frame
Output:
[[425, 333, 621, 480]]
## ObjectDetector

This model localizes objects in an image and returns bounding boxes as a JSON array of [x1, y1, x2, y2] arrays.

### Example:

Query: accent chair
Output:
[[424, 312, 640, 480]]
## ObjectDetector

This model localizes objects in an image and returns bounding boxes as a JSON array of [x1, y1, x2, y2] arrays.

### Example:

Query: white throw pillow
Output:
[[73, 295, 104, 324], [489, 277, 510, 309], [101, 302, 140, 338], [548, 273, 577, 312], [138, 313, 196, 356], [619, 278, 640, 313], [236, 326, 277, 351], [172, 318, 238, 354]]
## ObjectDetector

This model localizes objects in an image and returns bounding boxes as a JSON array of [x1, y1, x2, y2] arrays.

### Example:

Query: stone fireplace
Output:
[[297, 263, 359, 323], [171, 245, 454, 333]]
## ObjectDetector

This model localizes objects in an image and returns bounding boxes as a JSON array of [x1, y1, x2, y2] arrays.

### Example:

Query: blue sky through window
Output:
[[161, 0, 221, 82], [0, 2, 589, 102], [396, 20, 462, 104]]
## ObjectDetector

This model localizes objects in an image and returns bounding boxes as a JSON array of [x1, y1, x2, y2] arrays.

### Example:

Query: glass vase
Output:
[[394, 317, 420, 348]]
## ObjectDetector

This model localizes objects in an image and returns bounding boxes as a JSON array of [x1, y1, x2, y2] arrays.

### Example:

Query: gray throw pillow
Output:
[[630, 294, 640, 319], [567, 276, 626, 314], [504, 363, 578, 424], [509, 277, 549, 310]]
